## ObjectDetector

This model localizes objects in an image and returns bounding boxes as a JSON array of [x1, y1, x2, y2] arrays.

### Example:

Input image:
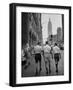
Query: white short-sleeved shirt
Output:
[[34, 45, 42, 54], [43, 45, 51, 54], [53, 46, 60, 54]]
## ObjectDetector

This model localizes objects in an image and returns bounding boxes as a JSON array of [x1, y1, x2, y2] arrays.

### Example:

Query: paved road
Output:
[[22, 50, 64, 77]]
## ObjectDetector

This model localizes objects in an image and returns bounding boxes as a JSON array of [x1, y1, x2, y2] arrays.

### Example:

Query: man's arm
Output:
[[50, 47, 54, 59], [41, 47, 45, 61]]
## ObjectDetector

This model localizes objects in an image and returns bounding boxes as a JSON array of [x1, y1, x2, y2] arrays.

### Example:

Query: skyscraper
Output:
[[47, 18, 52, 44], [57, 27, 62, 42], [48, 18, 52, 36]]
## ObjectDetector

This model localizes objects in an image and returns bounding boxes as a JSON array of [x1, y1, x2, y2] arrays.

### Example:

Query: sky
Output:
[[41, 13, 62, 44]]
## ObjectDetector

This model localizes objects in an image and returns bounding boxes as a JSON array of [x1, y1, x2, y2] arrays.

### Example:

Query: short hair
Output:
[[37, 42, 40, 45], [45, 41, 48, 44], [55, 43, 57, 46]]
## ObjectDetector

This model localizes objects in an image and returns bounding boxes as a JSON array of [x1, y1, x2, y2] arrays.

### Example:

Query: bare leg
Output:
[[49, 60, 51, 74], [39, 60, 42, 72], [35, 62, 38, 76], [45, 60, 48, 75]]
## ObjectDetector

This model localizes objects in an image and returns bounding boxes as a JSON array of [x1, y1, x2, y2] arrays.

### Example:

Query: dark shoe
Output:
[[49, 70, 51, 74], [56, 69, 58, 73], [46, 71, 48, 75], [46, 68, 48, 75], [35, 72, 38, 76], [40, 68, 42, 72]]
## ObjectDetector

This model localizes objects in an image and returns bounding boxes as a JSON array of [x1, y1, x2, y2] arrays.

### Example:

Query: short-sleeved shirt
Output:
[[34, 45, 42, 54], [43, 45, 51, 54], [53, 46, 60, 54], [43, 45, 51, 61]]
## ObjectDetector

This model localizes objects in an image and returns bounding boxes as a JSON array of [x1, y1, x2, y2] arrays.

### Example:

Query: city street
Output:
[[22, 50, 64, 77]]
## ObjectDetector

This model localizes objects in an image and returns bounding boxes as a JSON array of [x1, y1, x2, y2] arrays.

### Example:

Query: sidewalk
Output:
[[22, 50, 64, 77]]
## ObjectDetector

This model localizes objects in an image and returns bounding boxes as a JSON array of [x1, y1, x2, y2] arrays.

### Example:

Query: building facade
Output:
[[57, 27, 62, 41], [22, 13, 42, 48], [48, 18, 52, 36], [47, 18, 52, 44]]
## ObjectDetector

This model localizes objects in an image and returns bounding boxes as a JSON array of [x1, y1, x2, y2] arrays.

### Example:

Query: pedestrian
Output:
[[22, 43, 30, 69], [26, 43, 30, 59], [43, 41, 51, 75], [53, 43, 61, 73], [33, 42, 42, 76], [21, 47, 27, 66]]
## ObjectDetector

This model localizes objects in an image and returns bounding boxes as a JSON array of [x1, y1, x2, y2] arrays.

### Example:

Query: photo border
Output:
[[9, 3, 71, 87]]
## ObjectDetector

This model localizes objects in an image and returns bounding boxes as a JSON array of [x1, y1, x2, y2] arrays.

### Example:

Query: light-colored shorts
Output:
[[44, 53, 51, 62]]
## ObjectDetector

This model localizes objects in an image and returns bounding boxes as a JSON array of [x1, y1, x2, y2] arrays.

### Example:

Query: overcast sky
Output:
[[41, 13, 62, 44]]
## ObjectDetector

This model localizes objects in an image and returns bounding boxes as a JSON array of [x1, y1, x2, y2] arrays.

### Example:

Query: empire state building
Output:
[[48, 18, 52, 36]]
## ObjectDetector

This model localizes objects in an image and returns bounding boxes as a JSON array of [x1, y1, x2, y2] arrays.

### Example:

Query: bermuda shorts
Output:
[[54, 53, 60, 63], [44, 53, 51, 62], [35, 53, 41, 63]]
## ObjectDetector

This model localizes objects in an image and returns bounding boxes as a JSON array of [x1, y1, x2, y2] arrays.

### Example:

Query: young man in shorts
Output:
[[53, 43, 61, 73], [34, 42, 42, 76], [43, 41, 51, 75]]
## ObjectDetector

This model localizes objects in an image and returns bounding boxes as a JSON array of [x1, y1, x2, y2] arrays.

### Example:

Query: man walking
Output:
[[34, 42, 42, 76], [43, 41, 51, 75], [53, 43, 61, 73]]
